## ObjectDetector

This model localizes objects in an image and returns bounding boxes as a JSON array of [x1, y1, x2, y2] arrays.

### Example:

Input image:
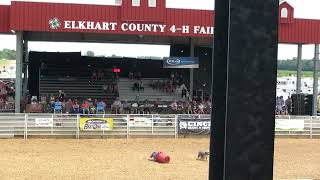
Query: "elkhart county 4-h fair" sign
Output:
[[48, 18, 214, 35]]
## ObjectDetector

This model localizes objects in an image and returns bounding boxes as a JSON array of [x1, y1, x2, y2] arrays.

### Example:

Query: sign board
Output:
[[79, 118, 113, 131], [128, 117, 152, 127], [178, 118, 211, 135], [275, 119, 304, 131], [35, 118, 53, 127], [163, 57, 199, 69]]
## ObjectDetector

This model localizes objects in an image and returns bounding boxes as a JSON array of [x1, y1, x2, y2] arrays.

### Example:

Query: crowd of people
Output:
[[149, 72, 186, 95], [0, 80, 15, 111], [275, 96, 292, 115], [25, 90, 109, 114]]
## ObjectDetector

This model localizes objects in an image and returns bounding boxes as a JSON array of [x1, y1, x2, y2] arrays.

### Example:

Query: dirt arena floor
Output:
[[0, 138, 319, 180]]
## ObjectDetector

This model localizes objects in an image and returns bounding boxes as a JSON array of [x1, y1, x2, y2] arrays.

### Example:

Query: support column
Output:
[[209, 0, 278, 179], [190, 38, 194, 100], [22, 39, 28, 96], [313, 44, 319, 116], [15, 32, 23, 113], [297, 44, 303, 94]]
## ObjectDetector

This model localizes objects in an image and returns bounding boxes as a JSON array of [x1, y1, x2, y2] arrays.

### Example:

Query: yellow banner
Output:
[[80, 118, 114, 131]]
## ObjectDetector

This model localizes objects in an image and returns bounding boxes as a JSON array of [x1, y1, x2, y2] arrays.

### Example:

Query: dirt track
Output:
[[0, 138, 319, 180]]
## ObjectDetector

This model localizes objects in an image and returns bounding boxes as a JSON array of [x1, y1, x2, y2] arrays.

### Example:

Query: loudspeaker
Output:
[[291, 94, 305, 115]]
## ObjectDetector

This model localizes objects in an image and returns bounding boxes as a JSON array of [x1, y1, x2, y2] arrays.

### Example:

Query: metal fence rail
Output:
[[0, 114, 319, 139]]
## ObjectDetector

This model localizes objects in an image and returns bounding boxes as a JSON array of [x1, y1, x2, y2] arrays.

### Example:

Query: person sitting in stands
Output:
[[81, 100, 90, 114], [102, 83, 108, 93], [65, 99, 73, 114], [133, 81, 140, 91], [139, 81, 144, 91], [181, 87, 187, 98], [112, 83, 119, 94], [143, 100, 152, 114], [72, 100, 80, 113], [0, 98, 4, 110], [198, 101, 205, 114], [129, 71, 134, 79], [90, 104, 96, 114], [91, 70, 97, 81], [50, 94, 55, 107], [136, 71, 142, 80], [97, 100, 106, 113], [58, 90, 66, 102], [170, 100, 178, 111], [31, 96, 38, 104], [123, 100, 131, 114], [112, 98, 122, 114], [97, 70, 104, 80], [40, 61, 48, 77]]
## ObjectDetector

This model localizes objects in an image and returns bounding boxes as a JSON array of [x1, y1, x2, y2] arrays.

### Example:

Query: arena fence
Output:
[[0, 114, 319, 139]]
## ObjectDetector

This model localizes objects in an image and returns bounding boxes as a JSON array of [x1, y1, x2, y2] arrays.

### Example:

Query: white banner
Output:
[[275, 119, 304, 131], [128, 117, 152, 127], [35, 118, 53, 127]]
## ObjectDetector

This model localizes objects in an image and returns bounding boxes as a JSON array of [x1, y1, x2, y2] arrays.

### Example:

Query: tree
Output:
[[86, 51, 95, 57], [0, 49, 16, 60]]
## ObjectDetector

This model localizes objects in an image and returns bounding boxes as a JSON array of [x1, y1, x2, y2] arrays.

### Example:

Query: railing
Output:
[[0, 114, 319, 139]]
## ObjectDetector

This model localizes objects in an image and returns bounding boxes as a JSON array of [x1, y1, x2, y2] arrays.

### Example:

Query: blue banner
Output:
[[163, 57, 199, 68]]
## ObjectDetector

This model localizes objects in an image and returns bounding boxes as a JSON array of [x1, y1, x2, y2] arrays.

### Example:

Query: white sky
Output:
[[0, 0, 320, 59]]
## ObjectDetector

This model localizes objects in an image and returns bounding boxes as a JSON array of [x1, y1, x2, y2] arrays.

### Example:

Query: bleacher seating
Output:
[[37, 55, 118, 104], [118, 78, 185, 102]]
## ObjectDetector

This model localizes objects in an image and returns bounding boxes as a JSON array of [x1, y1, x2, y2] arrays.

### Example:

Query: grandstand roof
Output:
[[0, 1, 320, 44]]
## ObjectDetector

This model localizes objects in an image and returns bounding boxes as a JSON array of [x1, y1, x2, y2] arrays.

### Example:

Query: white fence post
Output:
[[126, 115, 129, 139], [175, 115, 178, 139], [151, 115, 154, 135], [51, 114, 54, 135], [310, 116, 313, 139], [24, 114, 28, 140], [76, 114, 80, 139]]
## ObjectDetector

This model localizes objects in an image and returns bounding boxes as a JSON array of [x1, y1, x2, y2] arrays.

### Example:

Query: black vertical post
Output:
[[209, 0, 279, 179]]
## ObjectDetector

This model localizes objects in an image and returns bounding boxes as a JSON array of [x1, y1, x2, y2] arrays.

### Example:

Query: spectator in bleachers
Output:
[[285, 96, 292, 115], [133, 81, 144, 91], [137, 71, 142, 80], [198, 101, 205, 114], [123, 100, 131, 114], [97, 69, 104, 80], [129, 71, 134, 79], [181, 86, 188, 99], [112, 98, 122, 114], [185, 101, 192, 114], [58, 90, 66, 102], [170, 72, 175, 81], [102, 83, 109, 93], [0, 98, 4, 110], [65, 99, 73, 114], [81, 100, 90, 114], [50, 94, 55, 106], [170, 100, 178, 111], [143, 100, 152, 114], [72, 100, 80, 113], [91, 70, 98, 81], [40, 61, 48, 77]]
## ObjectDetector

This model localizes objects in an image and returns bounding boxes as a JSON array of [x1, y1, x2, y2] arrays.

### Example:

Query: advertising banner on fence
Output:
[[178, 118, 211, 135], [79, 118, 113, 131], [128, 117, 152, 127], [275, 119, 304, 131], [35, 118, 53, 127], [163, 57, 199, 69]]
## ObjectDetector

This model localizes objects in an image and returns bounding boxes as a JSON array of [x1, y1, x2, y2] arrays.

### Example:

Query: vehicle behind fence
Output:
[[0, 114, 319, 139]]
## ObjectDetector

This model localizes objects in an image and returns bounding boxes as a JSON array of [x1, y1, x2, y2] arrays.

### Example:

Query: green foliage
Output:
[[278, 59, 314, 71], [86, 51, 95, 57], [0, 49, 16, 60]]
